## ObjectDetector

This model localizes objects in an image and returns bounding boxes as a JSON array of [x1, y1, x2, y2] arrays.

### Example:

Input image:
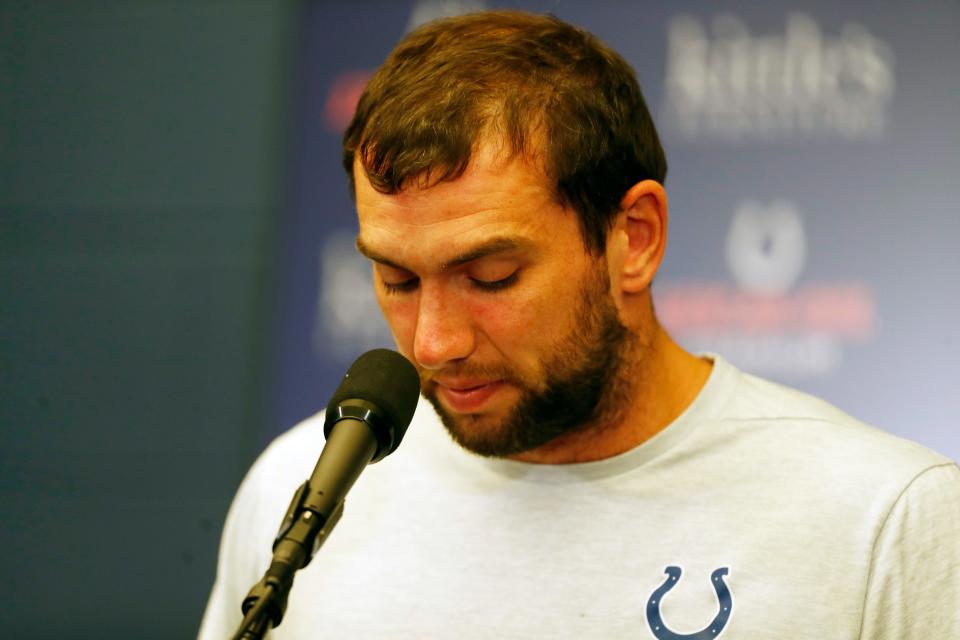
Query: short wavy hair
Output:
[[343, 10, 667, 253]]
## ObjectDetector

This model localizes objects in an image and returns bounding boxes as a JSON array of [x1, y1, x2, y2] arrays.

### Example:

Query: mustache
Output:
[[417, 361, 525, 386]]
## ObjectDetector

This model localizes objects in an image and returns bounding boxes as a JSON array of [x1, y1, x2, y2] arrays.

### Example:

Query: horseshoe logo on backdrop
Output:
[[646, 566, 733, 639]]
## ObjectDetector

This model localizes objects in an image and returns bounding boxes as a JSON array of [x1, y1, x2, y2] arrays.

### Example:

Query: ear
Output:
[[608, 180, 668, 295]]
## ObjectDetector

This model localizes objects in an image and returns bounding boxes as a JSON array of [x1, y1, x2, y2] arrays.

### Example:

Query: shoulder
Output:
[[248, 412, 328, 493], [859, 461, 960, 637], [219, 413, 330, 555], [702, 358, 955, 500]]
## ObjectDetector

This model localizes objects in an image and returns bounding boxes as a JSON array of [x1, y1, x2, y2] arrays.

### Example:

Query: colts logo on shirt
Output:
[[646, 566, 733, 639]]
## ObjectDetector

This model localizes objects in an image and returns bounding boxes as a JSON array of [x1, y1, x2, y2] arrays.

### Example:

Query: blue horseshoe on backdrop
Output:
[[646, 566, 733, 640]]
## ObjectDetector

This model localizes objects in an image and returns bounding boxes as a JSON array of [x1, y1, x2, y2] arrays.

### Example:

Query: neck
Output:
[[508, 325, 712, 464]]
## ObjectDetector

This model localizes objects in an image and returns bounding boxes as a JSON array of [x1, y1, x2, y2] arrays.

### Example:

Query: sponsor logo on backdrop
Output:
[[725, 200, 806, 295], [658, 200, 876, 377], [661, 13, 895, 141], [314, 229, 394, 362]]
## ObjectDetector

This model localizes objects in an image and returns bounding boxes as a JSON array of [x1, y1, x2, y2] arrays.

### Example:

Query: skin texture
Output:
[[354, 142, 712, 463]]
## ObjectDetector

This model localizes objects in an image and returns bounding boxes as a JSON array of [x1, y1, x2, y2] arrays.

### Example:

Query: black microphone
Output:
[[311, 347, 421, 521], [234, 349, 420, 639]]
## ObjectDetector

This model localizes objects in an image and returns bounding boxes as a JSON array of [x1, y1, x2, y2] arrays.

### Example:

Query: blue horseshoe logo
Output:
[[646, 566, 733, 639]]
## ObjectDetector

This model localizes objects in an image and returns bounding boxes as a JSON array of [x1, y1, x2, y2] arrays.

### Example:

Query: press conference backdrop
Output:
[[273, 0, 960, 463]]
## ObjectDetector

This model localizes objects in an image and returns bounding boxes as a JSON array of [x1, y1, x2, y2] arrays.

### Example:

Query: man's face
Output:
[[354, 144, 636, 457]]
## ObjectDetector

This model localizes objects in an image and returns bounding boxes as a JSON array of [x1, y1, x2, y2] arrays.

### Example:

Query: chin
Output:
[[426, 394, 517, 456]]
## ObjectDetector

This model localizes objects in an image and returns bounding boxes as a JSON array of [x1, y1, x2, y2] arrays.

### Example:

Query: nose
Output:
[[412, 283, 475, 370]]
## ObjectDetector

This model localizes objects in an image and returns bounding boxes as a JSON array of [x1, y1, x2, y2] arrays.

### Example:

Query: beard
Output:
[[421, 264, 638, 458]]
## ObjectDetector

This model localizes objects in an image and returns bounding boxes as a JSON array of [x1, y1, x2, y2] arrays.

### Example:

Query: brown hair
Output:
[[342, 10, 667, 253]]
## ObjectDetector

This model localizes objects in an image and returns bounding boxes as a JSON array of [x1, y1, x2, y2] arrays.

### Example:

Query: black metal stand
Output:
[[230, 483, 345, 640], [229, 404, 385, 638]]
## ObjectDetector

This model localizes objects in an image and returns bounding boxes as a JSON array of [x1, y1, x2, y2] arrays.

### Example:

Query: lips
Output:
[[434, 379, 505, 413]]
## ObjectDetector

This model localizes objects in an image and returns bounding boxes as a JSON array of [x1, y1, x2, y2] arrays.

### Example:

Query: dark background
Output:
[[1, 2, 294, 637]]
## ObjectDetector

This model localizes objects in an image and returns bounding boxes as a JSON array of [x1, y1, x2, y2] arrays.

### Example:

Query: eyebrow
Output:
[[355, 236, 530, 271]]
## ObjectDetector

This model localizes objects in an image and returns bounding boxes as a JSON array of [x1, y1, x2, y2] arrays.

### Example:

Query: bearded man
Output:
[[200, 11, 960, 639]]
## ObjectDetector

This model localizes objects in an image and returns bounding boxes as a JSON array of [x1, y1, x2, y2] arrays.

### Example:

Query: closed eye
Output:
[[470, 272, 519, 291], [376, 261, 419, 295], [382, 277, 419, 294]]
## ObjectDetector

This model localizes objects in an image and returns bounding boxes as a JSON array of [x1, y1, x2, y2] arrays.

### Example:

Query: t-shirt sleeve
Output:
[[858, 462, 960, 639]]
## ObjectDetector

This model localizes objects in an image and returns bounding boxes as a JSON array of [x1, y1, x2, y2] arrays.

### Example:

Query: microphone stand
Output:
[[231, 414, 378, 639], [231, 483, 345, 640], [228, 346, 421, 639]]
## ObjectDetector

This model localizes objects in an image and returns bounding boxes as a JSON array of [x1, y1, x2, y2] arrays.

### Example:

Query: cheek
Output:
[[466, 289, 567, 352], [465, 300, 514, 338], [375, 293, 419, 348]]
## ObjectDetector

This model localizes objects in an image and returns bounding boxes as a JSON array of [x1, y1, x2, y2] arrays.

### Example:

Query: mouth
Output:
[[434, 379, 506, 413]]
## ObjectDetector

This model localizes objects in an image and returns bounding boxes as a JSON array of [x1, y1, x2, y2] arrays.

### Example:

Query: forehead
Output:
[[354, 145, 575, 265]]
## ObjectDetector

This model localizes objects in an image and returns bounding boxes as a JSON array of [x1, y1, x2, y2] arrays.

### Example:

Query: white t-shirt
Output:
[[199, 356, 960, 639]]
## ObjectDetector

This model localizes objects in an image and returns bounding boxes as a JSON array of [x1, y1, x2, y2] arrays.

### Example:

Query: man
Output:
[[200, 11, 960, 639]]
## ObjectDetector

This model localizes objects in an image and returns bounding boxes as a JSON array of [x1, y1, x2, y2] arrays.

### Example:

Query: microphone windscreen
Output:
[[325, 349, 421, 449]]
